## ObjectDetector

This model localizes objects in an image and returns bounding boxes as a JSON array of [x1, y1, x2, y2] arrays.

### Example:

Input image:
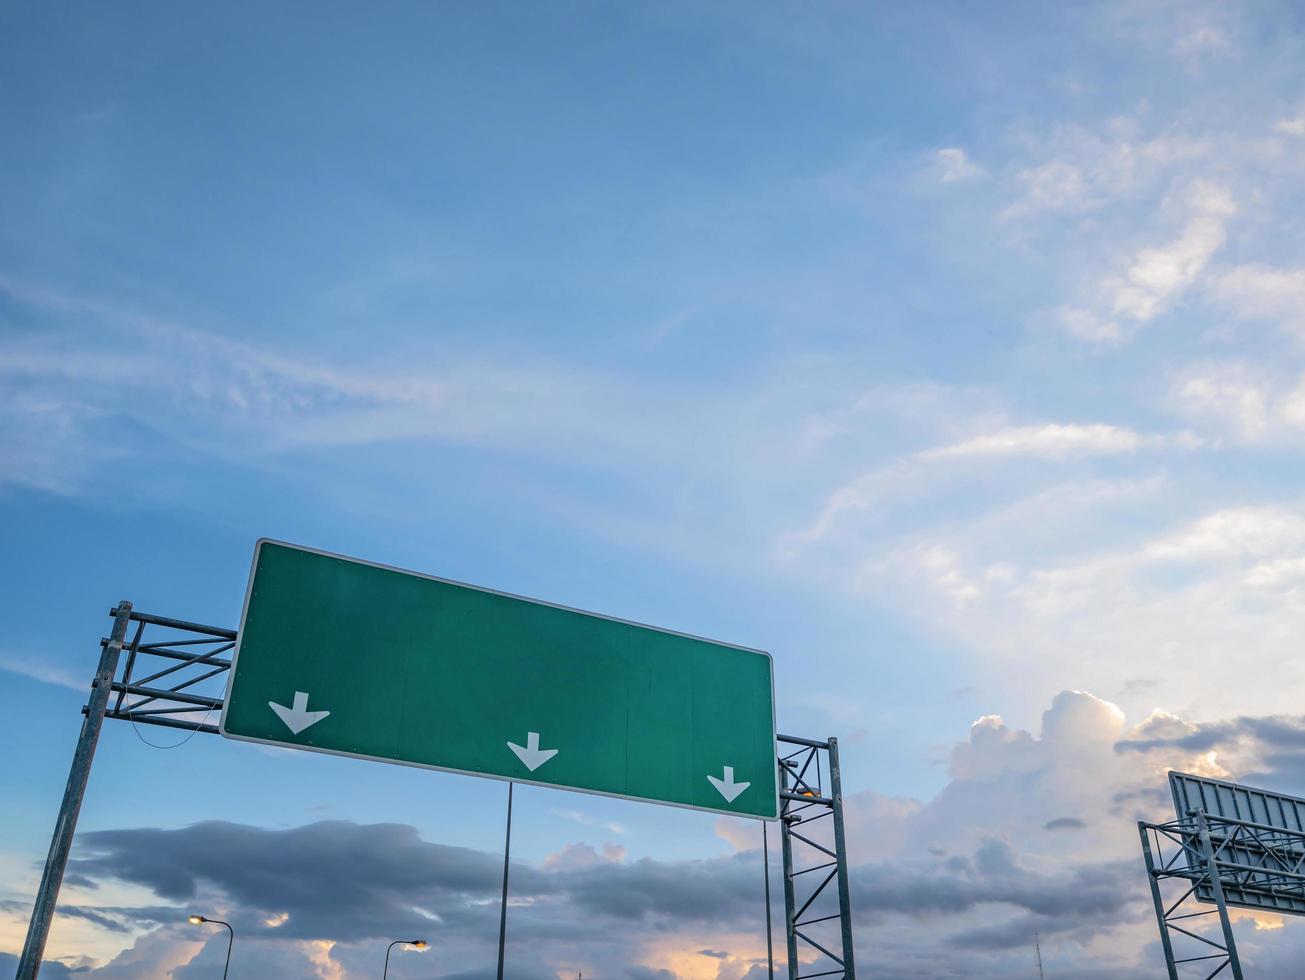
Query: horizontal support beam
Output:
[[1208, 859, 1305, 884], [102, 638, 232, 668], [108, 683, 222, 709], [778, 733, 830, 749], [782, 790, 833, 806], [105, 711, 220, 735], [1148, 815, 1305, 842], [114, 608, 236, 640]]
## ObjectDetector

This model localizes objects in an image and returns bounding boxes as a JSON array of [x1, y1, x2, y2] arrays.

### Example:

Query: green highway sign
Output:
[[220, 541, 778, 819]]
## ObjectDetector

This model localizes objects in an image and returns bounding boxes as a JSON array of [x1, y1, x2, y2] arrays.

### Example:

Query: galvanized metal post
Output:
[[1137, 822, 1179, 980], [827, 737, 856, 979], [763, 819, 774, 980], [17, 602, 133, 979], [778, 761, 800, 980], [1195, 810, 1244, 980], [496, 781, 513, 980]]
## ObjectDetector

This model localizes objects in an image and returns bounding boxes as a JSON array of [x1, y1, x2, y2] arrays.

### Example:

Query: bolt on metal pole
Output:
[[496, 781, 513, 980], [827, 736, 856, 979], [17, 602, 133, 980]]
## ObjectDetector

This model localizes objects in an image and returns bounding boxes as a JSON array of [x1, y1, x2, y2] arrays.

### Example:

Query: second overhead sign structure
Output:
[[220, 540, 779, 819]]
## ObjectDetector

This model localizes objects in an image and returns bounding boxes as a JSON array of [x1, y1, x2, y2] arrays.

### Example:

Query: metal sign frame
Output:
[[1139, 771, 1305, 979], [1169, 771, 1305, 914], [220, 540, 780, 820], [777, 735, 857, 980], [16, 602, 856, 979]]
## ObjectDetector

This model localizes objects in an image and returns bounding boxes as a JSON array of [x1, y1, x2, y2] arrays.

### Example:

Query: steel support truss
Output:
[[1139, 807, 1305, 979], [17, 604, 235, 978], [19, 605, 859, 979], [777, 734, 856, 980]]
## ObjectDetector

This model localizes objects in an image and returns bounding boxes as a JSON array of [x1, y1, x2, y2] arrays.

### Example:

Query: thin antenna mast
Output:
[[1034, 932, 1045, 980]]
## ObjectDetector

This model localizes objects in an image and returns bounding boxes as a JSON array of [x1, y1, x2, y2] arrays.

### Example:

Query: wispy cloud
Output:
[[0, 277, 694, 491], [1057, 179, 1235, 344], [1172, 362, 1305, 442], [933, 147, 985, 184], [1207, 263, 1305, 339], [550, 808, 629, 837], [0, 649, 86, 691], [863, 504, 1305, 720], [784, 419, 1184, 553], [917, 423, 1153, 461]]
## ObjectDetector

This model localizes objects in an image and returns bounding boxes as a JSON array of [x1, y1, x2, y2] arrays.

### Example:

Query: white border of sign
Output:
[[219, 538, 780, 821]]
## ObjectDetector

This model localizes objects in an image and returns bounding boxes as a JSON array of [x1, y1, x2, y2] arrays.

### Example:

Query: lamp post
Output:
[[187, 915, 234, 980], [383, 939, 428, 978]]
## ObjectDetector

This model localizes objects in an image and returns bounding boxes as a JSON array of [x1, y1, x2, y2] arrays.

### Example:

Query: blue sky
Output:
[[6, 0, 1305, 976]]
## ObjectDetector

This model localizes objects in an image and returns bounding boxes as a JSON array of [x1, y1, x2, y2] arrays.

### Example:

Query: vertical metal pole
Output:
[[1195, 811, 1244, 980], [1138, 823, 1179, 980], [496, 781, 513, 980], [219, 920, 233, 980], [778, 760, 800, 980], [17, 602, 132, 980], [827, 737, 856, 979], [764, 819, 775, 980]]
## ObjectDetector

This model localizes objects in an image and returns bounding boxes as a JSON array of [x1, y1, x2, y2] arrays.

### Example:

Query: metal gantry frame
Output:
[[18, 605, 859, 980], [777, 734, 857, 980], [1139, 808, 1305, 979], [18, 603, 235, 978]]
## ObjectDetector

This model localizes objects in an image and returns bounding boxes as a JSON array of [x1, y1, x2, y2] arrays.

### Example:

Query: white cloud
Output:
[[541, 841, 627, 870], [836, 691, 1305, 971], [1058, 308, 1122, 344], [1173, 363, 1305, 440], [551, 808, 629, 836], [1107, 184, 1232, 321], [1173, 24, 1232, 59], [1013, 159, 1089, 213], [1206, 263, 1305, 338], [934, 147, 985, 183], [0, 278, 723, 501], [0, 649, 87, 691], [918, 423, 1150, 461], [784, 421, 1180, 558], [1139, 506, 1305, 562], [1174, 366, 1274, 437], [870, 503, 1305, 720], [1059, 179, 1235, 342], [1003, 126, 1212, 219]]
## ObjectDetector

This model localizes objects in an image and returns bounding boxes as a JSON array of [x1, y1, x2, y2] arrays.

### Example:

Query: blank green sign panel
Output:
[[220, 541, 778, 819]]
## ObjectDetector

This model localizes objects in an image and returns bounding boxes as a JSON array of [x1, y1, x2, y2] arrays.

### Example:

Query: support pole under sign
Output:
[[496, 781, 513, 980], [777, 734, 856, 980], [17, 602, 134, 979], [828, 737, 857, 978]]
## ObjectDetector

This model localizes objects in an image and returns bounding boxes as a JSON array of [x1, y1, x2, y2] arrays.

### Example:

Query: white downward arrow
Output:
[[506, 731, 559, 772], [708, 766, 750, 803], [268, 691, 331, 735]]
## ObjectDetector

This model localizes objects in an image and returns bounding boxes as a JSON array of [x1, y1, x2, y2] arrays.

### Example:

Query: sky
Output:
[[4, 0, 1305, 976]]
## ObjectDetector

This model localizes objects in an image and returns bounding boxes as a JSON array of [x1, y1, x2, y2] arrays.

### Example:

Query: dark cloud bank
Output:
[[15, 708, 1305, 977], [8, 819, 1173, 978]]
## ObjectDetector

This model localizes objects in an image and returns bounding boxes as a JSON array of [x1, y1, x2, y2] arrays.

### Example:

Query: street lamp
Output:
[[187, 914, 234, 980], [383, 939, 428, 978]]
